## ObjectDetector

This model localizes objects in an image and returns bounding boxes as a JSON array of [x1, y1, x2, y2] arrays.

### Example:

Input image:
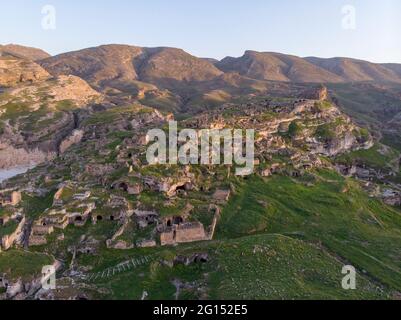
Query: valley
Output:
[[0, 44, 401, 300]]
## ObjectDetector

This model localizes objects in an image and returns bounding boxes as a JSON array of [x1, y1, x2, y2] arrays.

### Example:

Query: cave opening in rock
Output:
[[176, 184, 186, 192], [173, 216, 184, 225], [119, 183, 128, 192]]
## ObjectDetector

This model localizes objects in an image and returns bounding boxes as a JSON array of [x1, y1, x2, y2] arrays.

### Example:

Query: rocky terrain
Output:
[[0, 54, 50, 87], [35, 44, 401, 119], [0, 44, 401, 300], [0, 54, 103, 169], [0, 44, 50, 61]]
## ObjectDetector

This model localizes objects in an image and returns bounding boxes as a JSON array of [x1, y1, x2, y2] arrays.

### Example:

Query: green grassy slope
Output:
[[0, 250, 53, 282], [328, 83, 401, 128], [59, 169, 400, 300], [2, 170, 399, 299], [217, 170, 401, 292], [85, 233, 388, 300]]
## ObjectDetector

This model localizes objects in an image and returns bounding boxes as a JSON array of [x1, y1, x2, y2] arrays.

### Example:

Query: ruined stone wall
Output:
[[160, 230, 175, 246], [175, 223, 206, 244]]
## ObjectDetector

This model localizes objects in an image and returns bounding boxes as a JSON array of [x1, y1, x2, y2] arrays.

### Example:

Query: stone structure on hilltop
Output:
[[301, 85, 328, 101]]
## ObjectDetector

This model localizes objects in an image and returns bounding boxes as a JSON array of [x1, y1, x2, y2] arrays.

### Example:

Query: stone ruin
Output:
[[29, 224, 54, 246], [301, 85, 328, 101], [134, 210, 159, 229], [160, 221, 207, 246], [0, 190, 22, 207]]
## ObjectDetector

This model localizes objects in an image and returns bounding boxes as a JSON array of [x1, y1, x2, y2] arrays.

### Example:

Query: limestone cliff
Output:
[[0, 67, 103, 169]]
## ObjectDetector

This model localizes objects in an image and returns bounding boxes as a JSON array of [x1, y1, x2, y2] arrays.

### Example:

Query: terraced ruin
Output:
[[1, 45, 401, 300]]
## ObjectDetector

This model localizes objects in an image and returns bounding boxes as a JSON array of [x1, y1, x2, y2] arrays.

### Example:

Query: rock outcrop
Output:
[[1, 217, 25, 251], [0, 62, 103, 169], [0, 55, 50, 87], [59, 130, 84, 154]]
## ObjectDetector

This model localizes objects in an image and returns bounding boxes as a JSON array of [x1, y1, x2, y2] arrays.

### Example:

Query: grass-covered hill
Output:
[[1, 94, 400, 300], [32, 169, 400, 300]]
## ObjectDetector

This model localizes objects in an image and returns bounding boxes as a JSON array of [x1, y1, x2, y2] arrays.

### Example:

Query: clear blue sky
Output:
[[1, 0, 400, 63]]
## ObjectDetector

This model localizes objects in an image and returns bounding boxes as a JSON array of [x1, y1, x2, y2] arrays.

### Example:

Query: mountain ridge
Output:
[[0, 44, 51, 61], [38, 44, 401, 86]]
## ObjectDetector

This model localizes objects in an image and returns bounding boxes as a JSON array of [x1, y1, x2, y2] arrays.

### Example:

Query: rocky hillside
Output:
[[39, 45, 223, 89], [1, 45, 401, 300], [0, 59, 103, 169], [39, 45, 268, 113], [217, 51, 401, 84], [216, 51, 344, 83], [37, 44, 401, 116], [39, 45, 401, 88], [0, 54, 51, 87], [39, 45, 144, 88], [2, 90, 400, 300], [305, 57, 401, 83], [0, 44, 50, 61], [383, 64, 401, 78]]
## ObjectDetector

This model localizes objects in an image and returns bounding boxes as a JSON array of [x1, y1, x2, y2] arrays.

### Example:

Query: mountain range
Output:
[[35, 44, 401, 84], [0, 43, 383, 115], [3, 43, 401, 124], [2, 44, 401, 87]]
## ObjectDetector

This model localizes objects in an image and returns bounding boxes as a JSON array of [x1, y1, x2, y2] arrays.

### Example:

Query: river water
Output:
[[0, 165, 35, 183]]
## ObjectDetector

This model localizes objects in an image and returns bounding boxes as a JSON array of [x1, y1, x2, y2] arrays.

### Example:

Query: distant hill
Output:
[[37, 44, 401, 113], [0, 44, 50, 61], [32, 44, 401, 86], [39, 45, 223, 88], [216, 51, 344, 83], [382, 63, 401, 78], [305, 56, 401, 83], [217, 51, 401, 84], [39, 45, 260, 112], [39, 45, 143, 87]]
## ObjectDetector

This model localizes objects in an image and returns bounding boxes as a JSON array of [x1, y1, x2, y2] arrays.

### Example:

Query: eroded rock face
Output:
[[314, 133, 365, 157], [0, 56, 50, 87], [0, 144, 55, 170], [60, 130, 84, 154], [47, 75, 102, 105], [1, 217, 26, 251], [0, 63, 103, 170], [4, 75, 103, 109], [0, 110, 75, 168], [6, 279, 24, 299]]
